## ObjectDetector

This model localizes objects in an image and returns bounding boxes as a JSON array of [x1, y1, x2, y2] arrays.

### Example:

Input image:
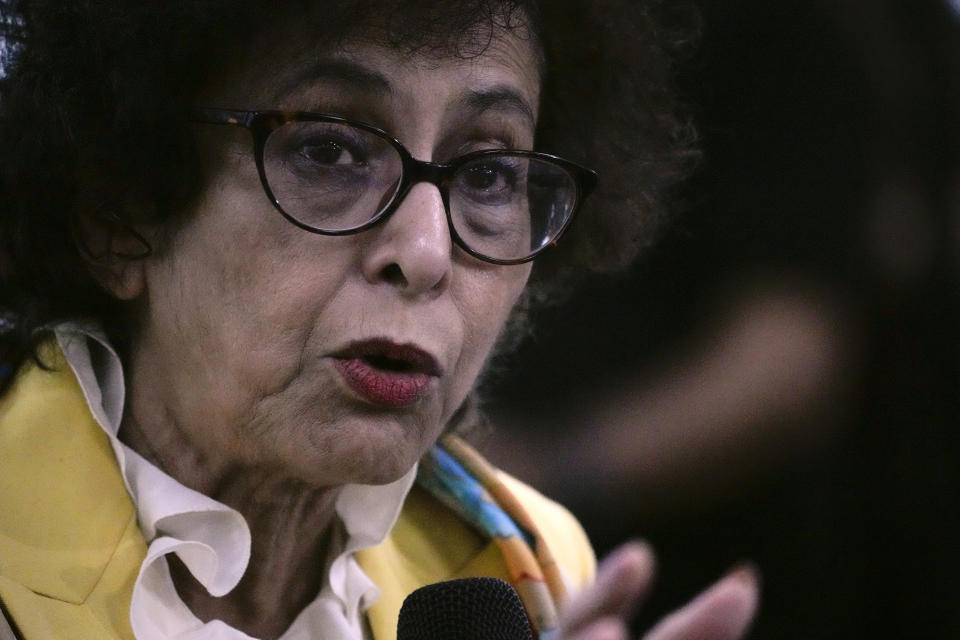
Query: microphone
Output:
[[397, 577, 534, 640]]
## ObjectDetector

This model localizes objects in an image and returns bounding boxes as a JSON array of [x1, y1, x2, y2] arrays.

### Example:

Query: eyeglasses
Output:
[[192, 108, 597, 265]]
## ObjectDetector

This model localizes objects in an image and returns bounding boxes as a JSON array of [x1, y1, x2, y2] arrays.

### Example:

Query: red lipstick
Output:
[[332, 340, 441, 407]]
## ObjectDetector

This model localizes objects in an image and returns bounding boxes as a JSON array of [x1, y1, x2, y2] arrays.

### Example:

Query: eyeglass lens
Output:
[[262, 120, 578, 262]]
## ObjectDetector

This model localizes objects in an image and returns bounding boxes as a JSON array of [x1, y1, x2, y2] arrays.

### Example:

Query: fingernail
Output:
[[628, 539, 654, 560], [606, 539, 653, 562], [726, 561, 761, 590]]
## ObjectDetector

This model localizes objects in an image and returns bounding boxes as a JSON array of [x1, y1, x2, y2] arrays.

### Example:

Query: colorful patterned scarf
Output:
[[417, 434, 568, 638]]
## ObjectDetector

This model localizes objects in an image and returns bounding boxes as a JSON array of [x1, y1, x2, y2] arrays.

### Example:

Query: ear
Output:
[[72, 205, 152, 301]]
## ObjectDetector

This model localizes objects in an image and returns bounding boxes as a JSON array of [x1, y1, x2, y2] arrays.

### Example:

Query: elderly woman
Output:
[[0, 1, 757, 639]]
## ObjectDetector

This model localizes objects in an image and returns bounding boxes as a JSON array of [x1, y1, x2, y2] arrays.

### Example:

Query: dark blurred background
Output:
[[482, 0, 960, 637]]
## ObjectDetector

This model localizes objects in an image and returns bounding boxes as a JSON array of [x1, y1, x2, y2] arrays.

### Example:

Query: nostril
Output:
[[381, 263, 407, 287]]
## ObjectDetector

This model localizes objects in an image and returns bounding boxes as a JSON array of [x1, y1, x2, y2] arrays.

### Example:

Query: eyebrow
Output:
[[459, 86, 536, 128], [275, 58, 392, 101], [276, 58, 536, 127]]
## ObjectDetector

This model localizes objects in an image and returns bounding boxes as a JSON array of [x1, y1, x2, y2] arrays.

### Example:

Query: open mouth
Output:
[[363, 354, 420, 373], [334, 340, 442, 377], [331, 339, 441, 407]]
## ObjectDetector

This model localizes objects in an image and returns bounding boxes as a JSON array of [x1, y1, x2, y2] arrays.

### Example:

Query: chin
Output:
[[297, 413, 432, 486], [338, 445, 420, 486], [354, 463, 416, 486]]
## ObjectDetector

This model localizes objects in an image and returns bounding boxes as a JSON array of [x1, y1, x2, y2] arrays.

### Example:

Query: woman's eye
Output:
[[465, 165, 500, 189], [299, 139, 362, 166], [461, 162, 517, 195]]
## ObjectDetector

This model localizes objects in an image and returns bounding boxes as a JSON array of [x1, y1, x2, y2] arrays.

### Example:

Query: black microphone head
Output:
[[397, 577, 535, 640]]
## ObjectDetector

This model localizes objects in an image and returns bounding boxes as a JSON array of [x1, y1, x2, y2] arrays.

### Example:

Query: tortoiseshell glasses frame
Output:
[[192, 108, 597, 265]]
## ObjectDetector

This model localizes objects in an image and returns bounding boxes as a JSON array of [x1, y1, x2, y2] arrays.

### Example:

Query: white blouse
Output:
[[55, 323, 417, 640]]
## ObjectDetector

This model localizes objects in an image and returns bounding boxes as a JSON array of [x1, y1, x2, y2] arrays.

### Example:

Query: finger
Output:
[[641, 565, 760, 640], [560, 541, 656, 635], [565, 617, 631, 640]]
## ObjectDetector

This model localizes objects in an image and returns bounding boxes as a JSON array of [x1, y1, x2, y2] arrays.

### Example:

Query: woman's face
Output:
[[130, 28, 539, 486]]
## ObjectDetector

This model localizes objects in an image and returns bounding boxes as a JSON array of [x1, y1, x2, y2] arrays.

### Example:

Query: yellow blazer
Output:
[[0, 348, 595, 639]]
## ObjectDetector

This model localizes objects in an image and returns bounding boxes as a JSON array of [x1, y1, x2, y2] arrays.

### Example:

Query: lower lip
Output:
[[333, 358, 435, 407]]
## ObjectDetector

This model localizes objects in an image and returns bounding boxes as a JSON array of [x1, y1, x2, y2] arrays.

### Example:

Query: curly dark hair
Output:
[[0, 0, 697, 381]]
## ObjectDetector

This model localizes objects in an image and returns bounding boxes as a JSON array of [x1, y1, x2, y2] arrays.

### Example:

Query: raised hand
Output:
[[558, 542, 759, 640]]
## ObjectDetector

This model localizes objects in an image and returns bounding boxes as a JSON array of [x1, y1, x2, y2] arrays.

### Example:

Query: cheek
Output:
[[448, 266, 530, 402], [146, 185, 355, 398], [470, 274, 527, 345]]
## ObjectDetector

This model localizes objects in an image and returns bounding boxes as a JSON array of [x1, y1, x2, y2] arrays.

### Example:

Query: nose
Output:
[[361, 182, 453, 297]]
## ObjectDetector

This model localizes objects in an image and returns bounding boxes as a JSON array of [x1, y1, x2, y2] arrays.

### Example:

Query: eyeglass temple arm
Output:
[[191, 108, 255, 127]]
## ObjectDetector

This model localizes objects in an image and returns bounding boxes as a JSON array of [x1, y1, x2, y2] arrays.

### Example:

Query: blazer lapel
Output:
[[0, 344, 143, 639], [355, 485, 511, 640]]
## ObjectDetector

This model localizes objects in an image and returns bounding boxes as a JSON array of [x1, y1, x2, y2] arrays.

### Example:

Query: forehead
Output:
[[203, 10, 543, 116]]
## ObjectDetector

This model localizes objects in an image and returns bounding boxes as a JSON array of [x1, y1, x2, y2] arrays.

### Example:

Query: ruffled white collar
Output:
[[54, 322, 417, 640]]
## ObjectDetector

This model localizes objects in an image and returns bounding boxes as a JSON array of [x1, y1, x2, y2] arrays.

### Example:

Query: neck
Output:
[[120, 401, 344, 639], [169, 473, 341, 639]]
